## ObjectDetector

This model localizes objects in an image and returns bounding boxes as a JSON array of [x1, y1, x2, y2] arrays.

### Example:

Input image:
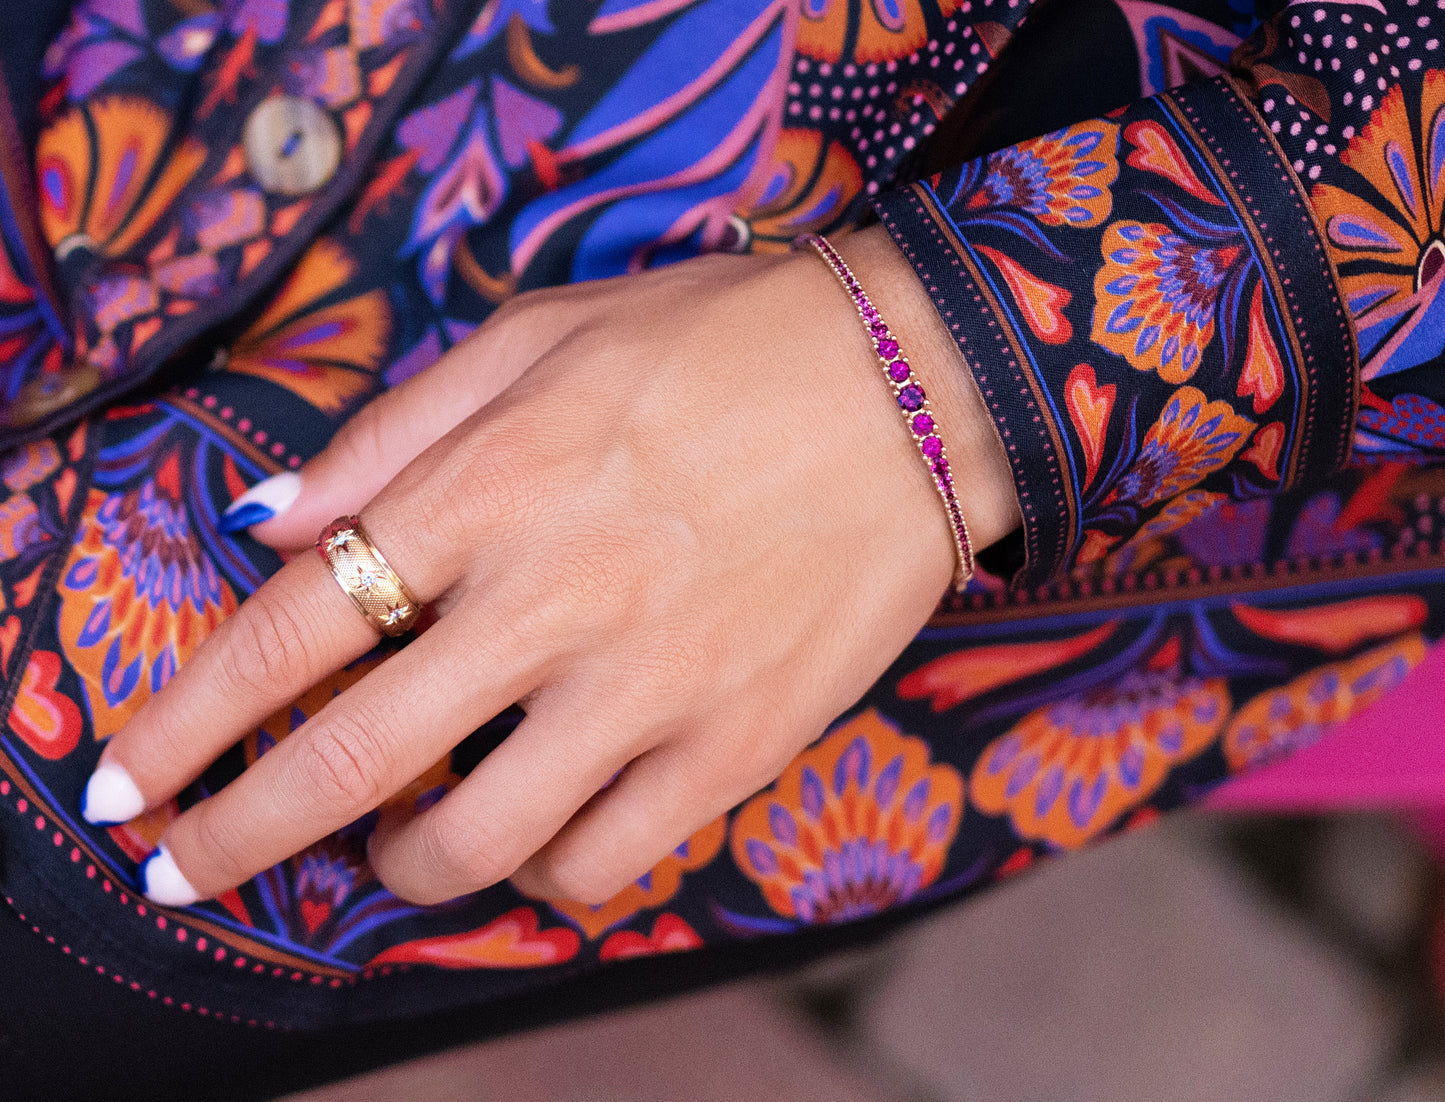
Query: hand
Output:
[[81, 226, 1020, 907]]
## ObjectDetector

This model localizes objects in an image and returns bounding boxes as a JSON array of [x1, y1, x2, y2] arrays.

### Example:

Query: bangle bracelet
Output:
[[794, 232, 974, 591]]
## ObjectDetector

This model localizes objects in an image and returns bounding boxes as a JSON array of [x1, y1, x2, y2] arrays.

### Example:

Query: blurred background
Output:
[[282, 808, 1445, 1102]]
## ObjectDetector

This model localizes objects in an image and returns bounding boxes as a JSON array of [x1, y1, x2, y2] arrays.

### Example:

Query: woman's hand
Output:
[[81, 226, 1020, 907]]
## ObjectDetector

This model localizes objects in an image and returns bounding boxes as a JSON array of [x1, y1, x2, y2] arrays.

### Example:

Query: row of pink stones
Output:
[[794, 232, 974, 589]]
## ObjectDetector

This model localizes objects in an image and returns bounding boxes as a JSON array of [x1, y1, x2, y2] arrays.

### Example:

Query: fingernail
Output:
[[140, 844, 199, 907], [81, 762, 145, 826], [220, 471, 301, 533]]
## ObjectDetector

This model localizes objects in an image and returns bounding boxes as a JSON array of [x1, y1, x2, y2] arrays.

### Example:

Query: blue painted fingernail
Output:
[[140, 844, 199, 907], [220, 472, 301, 533], [81, 762, 144, 826]]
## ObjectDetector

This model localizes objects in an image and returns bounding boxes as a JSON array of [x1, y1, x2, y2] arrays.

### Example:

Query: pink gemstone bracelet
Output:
[[794, 232, 975, 591]]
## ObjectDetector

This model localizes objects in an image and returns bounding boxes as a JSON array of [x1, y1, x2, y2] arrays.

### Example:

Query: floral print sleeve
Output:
[[872, 1, 1440, 589]]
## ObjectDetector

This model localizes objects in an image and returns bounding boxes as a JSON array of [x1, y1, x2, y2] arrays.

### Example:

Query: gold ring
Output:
[[315, 515, 423, 636]]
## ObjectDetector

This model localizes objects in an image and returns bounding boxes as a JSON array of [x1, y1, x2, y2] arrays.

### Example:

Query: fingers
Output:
[[84, 510, 456, 826], [140, 609, 544, 904], [365, 699, 651, 905], [507, 736, 774, 907], [225, 297, 593, 551]]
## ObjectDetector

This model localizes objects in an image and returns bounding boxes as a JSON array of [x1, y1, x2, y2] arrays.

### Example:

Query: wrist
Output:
[[830, 226, 1022, 557]]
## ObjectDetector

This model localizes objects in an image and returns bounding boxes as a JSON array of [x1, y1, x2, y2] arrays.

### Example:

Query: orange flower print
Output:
[[1091, 221, 1246, 382], [1310, 71, 1445, 381], [799, 0, 964, 65], [968, 120, 1120, 228], [225, 240, 391, 415], [1110, 387, 1254, 508], [731, 709, 964, 923], [971, 665, 1228, 848], [58, 450, 238, 739], [743, 129, 862, 251], [37, 96, 206, 261], [1223, 635, 1427, 773]]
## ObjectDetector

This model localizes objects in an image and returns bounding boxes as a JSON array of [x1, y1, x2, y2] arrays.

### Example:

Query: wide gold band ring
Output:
[[315, 515, 423, 637]]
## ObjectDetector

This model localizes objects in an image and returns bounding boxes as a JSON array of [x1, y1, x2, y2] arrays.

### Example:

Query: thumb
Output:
[[220, 328, 534, 551]]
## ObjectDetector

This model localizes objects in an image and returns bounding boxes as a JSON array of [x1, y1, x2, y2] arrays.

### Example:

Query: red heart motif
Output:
[[299, 899, 331, 934], [1064, 363, 1115, 490], [1124, 121, 1222, 206], [599, 913, 704, 961], [9, 649, 82, 760]]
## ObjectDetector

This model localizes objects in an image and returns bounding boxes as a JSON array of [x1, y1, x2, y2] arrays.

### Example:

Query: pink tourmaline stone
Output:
[[898, 384, 925, 411], [888, 360, 910, 382], [877, 338, 899, 358], [911, 413, 934, 435], [921, 435, 943, 458], [870, 321, 888, 337]]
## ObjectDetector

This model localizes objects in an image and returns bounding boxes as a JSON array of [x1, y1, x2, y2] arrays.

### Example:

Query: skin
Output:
[[93, 225, 1021, 907]]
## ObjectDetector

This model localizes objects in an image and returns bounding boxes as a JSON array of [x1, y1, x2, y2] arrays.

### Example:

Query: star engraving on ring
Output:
[[348, 564, 382, 594], [325, 528, 355, 554], [381, 603, 411, 629]]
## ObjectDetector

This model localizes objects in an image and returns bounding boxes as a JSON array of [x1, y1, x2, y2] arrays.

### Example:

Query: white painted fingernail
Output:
[[219, 471, 302, 532], [81, 762, 145, 826], [141, 844, 199, 907]]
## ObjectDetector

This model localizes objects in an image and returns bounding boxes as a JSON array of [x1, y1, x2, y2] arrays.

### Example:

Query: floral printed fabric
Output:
[[0, 0, 1441, 1033], [874, 69, 1356, 587]]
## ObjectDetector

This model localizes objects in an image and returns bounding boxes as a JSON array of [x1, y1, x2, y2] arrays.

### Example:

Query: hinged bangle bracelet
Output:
[[794, 232, 975, 591]]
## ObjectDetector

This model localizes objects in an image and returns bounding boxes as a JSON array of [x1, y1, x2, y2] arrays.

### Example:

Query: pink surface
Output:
[[1210, 642, 1445, 812]]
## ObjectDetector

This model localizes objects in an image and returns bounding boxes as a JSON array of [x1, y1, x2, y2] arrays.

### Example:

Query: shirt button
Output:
[[243, 95, 342, 198], [2, 362, 103, 427]]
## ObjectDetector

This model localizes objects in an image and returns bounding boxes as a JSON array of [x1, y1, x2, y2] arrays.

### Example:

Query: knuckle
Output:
[[417, 806, 529, 891], [220, 597, 315, 694], [424, 426, 539, 539], [182, 806, 255, 885], [294, 712, 390, 810], [533, 851, 626, 906]]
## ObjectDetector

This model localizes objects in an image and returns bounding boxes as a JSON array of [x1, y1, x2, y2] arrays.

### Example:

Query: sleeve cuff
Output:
[[872, 75, 1357, 591]]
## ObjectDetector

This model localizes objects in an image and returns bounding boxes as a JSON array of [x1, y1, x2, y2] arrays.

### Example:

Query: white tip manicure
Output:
[[219, 471, 302, 532], [141, 844, 199, 908], [81, 762, 145, 825]]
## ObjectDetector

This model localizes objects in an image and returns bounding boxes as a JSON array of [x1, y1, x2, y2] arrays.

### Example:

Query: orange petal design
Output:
[[1223, 635, 1427, 772], [730, 709, 964, 922], [59, 477, 238, 740], [1240, 420, 1284, 481], [1232, 595, 1428, 655], [37, 96, 207, 257], [971, 666, 1228, 849], [898, 623, 1118, 712], [227, 239, 391, 414], [745, 129, 863, 250]]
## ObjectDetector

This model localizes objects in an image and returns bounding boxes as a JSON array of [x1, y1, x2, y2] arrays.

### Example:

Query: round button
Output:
[[243, 96, 342, 198], [3, 362, 103, 427]]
